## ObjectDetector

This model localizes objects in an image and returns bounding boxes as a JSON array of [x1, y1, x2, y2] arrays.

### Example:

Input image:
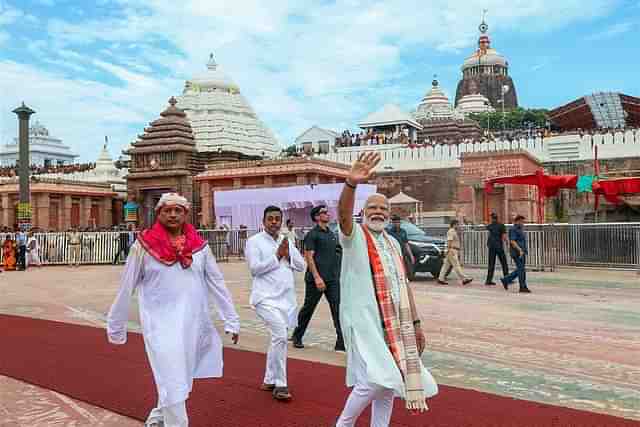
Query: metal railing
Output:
[[420, 223, 640, 270], [0, 230, 260, 266], [1, 223, 639, 270]]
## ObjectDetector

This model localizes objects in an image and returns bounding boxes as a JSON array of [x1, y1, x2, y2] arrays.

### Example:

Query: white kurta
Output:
[[245, 231, 306, 327], [245, 231, 306, 388], [107, 241, 240, 409], [26, 237, 41, 267], [339, 225, 438, 399]]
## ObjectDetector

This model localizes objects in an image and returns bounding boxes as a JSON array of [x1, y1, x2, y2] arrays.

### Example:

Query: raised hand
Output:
[[348, 152, 381, 185]]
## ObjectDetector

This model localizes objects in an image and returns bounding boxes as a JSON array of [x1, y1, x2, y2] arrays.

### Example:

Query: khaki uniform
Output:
[[439, 227, 469, 282]]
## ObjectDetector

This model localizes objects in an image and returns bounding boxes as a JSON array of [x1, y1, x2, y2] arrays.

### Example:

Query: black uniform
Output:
[[485, 221, 509, 284], [291, 225, 344, 350]]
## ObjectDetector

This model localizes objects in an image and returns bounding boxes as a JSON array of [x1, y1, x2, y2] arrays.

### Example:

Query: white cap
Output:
[[155, 193, 190, 211]]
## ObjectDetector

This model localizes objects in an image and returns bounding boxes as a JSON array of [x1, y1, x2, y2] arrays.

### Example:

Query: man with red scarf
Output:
[[107, 193, 240, 427], [335, 153, 438, 427]]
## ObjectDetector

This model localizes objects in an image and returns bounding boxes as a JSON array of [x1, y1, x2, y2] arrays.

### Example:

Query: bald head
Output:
[[363, 193, 390, 232]]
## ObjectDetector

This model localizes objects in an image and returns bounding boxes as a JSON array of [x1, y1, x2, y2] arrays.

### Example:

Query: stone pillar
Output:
[[233, 178, 242, 189], [34, 193, 50, 230], [296, 174, 308, 185], [200, 181, 212, 228], [103, 197, 113, 228], [80, 196, 91, 228], [62, 195, 72, 230], [1, 194, 9, 227], [12, 103, 35, 205]]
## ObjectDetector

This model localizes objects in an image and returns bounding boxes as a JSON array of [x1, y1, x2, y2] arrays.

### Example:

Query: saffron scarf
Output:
[[138, 222, 207, 268], [361, 224, 427, 412]]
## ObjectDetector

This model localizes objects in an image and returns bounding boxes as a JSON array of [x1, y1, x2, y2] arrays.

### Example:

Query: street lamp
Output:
[[12, 103, 35, 229], [501, 85, 509, 134]]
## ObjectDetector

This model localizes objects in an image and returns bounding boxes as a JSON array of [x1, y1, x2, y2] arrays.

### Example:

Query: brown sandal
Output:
[[272, 387, 292, 401], [260, 383, 275, 391]]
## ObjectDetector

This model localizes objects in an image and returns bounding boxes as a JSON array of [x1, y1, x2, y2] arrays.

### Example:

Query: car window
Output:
[[400, 221, 425, 238]]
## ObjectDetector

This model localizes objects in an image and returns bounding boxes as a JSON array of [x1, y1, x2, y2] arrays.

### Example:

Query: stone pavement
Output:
[[0, 263, 639, 426]]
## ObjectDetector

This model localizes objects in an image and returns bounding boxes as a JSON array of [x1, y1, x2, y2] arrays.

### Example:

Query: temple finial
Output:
[[207, 53, 217, 69], [479, 9, 489, 33]]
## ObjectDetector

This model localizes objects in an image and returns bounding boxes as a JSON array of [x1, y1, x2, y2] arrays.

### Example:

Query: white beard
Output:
[[364, 217, 389, 232]]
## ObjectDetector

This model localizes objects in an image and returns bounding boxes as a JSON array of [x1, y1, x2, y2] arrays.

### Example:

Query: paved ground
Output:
[[0, 262, 639, 426]]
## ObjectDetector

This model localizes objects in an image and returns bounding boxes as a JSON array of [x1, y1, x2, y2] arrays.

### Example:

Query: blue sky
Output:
[[0, 0, 638, 161]]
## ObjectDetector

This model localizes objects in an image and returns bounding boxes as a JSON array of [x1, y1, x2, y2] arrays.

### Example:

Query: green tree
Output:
[[469, 108, 549, 131]]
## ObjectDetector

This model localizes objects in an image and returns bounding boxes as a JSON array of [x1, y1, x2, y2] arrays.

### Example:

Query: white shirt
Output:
[[107, 242, 240, 408], [245, 231, 306, 324]]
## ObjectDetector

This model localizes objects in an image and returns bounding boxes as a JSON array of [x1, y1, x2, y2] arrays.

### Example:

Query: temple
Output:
[[454, 14, 518, 110], [175, 54, 280, 163], [0, 121, 78, 167]]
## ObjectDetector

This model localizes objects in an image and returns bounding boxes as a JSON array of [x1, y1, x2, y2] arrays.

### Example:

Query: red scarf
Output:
[[138, 222, 206, 268]]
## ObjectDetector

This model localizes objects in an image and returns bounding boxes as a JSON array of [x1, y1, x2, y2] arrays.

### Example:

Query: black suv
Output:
[[387, 221, 446, 280]]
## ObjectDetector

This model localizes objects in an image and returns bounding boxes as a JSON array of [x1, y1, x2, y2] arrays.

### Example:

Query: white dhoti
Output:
[[255, 304, 290, 387]]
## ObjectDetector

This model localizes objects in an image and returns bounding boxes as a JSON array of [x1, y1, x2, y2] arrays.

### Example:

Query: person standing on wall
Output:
[[484, 212, 509, 286], [291, 205, 345, 352], [437, 220, 473, 286], [501, 215, 531, 293]]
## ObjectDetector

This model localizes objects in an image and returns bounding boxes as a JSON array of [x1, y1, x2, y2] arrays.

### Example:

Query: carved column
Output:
[[103, 197, 113, 228], [34, 193, 50, 230], [1, 194, 9, 227], [200, 181, 212, 228], [62, 195, 72, 230], [80, 196, 91, 228]]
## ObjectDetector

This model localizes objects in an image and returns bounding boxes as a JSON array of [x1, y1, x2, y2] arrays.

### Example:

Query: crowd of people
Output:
[[0, 162, 97, 177], [336, 128, 412, 147]]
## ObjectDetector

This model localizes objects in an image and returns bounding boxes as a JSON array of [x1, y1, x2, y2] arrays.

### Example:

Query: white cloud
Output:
[[0, 0, 622, 161], [586, 21, 634, 40]]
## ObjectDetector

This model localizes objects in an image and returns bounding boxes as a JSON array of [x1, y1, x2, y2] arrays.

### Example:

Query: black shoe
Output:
[[485, 282, 497, 286], [500, 278, 509, 290], [436, 280, 448, 285], [462, 278, 473, 285], [292, 340, 304, 349], [519, 287, 531, 293]]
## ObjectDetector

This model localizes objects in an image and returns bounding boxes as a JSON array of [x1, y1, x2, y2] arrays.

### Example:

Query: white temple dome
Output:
[[457, 93, 495, 115], [415, 77, 456, 120], [462, 48, 507, 70], [176, 54, 280, 158]]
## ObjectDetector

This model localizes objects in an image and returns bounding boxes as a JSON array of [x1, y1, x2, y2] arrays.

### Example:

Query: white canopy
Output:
[[359, 104, 422, 130], [214, 183, 377, 230], [389, 191, 420, 204]]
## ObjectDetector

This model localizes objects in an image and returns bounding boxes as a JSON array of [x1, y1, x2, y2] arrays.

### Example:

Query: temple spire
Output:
[[207, 53, 217, 70]]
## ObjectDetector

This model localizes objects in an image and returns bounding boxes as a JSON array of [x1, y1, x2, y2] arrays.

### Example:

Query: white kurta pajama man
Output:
[[245, 232, 305, 388], [107, 241, 240, 427], [336, 225, 438, 427]]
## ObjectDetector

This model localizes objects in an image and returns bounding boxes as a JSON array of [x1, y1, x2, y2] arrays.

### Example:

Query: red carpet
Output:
[[0, 314, 637, 427]]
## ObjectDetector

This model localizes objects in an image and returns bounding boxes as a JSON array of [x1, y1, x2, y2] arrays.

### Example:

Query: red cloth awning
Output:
[[484, 170, 578, 222], [592, 177, 640, 205]]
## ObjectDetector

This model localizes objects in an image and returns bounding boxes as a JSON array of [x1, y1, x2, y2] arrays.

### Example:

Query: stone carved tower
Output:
[[454, 14, 518, 110], [125, 97, 202, 227]]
